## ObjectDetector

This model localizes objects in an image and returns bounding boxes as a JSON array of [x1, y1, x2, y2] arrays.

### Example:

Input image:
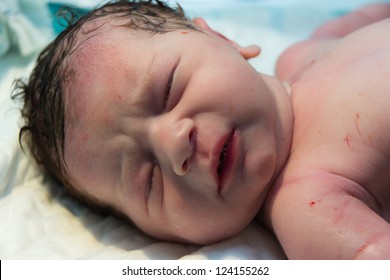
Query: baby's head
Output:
[[17, 0, 293, 244]]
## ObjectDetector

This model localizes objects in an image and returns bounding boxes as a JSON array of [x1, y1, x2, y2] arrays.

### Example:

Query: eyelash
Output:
[[147, 162, 157, 197], [164, 69, 175, 109]]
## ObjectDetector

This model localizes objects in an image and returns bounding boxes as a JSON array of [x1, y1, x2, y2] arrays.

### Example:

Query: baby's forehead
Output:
[[64, 20, 129, 109], [63, 25, 146, 131]]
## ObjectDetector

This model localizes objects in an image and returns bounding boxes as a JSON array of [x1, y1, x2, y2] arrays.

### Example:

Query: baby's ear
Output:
[[192, 17, 261, 60]]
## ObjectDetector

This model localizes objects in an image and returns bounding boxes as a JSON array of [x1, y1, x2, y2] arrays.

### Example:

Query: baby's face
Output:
[[64, 23, 281, 244]]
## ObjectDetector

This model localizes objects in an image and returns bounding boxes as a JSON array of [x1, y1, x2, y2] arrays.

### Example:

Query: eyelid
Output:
[[164, 70, 174, 108], [146, 162, 157, 199], [164, 58, 181, 111]]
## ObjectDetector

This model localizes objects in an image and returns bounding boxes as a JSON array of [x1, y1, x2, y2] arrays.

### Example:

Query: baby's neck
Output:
[[262, 75, 294, 179]]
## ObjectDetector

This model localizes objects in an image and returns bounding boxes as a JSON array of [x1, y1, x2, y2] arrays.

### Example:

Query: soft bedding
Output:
[[0, 0, 385, 260]]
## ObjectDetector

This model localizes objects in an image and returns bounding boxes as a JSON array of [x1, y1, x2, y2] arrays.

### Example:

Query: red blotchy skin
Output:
[[344, 135, 352, 149]]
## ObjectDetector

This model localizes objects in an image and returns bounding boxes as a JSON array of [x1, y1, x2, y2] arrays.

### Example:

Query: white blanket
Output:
[[0, 0, 383, 260]]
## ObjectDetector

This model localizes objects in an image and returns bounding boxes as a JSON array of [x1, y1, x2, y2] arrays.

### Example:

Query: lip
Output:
[[213, 129, 239, 194]]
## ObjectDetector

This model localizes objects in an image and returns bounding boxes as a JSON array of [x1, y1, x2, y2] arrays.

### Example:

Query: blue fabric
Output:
[[0, 0, 52, 57], [48, 3, 89, 34]]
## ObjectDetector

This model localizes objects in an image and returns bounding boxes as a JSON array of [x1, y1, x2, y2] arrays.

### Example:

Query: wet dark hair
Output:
[[13, 0, 194, 215]]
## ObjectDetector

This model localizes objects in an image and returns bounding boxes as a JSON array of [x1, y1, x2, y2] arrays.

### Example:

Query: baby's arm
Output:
[[264, 173, 390, 259], [312, 3, 390, 39]]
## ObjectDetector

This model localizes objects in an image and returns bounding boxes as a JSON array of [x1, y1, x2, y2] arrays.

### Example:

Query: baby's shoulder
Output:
[[335, 18, 390, 57], [276, 19, 390, 83]]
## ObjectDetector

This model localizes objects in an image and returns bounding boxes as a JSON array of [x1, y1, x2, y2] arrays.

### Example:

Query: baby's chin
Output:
[[143, 216, 255, 245], [138, 190, 266, 245]]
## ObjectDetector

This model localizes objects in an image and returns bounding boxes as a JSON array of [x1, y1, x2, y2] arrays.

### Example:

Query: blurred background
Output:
[[2, 0, 388, 74]]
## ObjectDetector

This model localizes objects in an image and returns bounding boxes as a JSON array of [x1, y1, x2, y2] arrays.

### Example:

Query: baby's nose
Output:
[[150, 117, 196, 176]]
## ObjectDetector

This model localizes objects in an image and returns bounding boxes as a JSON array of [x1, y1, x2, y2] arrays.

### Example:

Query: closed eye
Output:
[[147, 162, 157, 199], [164, 59, 180, 111], [164, 69, 174, 109]]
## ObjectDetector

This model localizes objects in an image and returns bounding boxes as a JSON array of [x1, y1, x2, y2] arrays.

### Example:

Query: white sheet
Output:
[[0, 0, 385, 260]]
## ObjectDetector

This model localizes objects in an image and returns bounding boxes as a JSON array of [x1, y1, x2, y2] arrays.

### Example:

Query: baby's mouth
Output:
[[217, 139, 231, 177], [217, 130, 236, 182]]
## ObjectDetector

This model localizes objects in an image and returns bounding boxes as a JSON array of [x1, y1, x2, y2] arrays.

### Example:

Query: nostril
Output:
[[182, 160, 189, 173], [189, 128, 196, 145]]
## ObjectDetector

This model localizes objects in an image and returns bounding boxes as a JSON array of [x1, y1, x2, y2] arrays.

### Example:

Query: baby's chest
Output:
[[291, 74, 390, 216], [289, 19, 390, 218], [292, 40, 390, 147]]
